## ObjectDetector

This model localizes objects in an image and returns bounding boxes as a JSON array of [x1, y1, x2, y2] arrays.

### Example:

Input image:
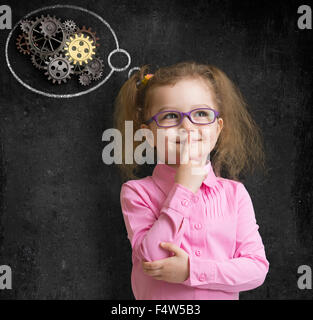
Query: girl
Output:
[[113, 61, 269, 300]]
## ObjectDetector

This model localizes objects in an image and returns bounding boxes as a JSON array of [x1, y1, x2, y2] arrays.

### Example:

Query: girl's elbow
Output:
[[246, 266, 269, 291], [255, 257, 270, 287]]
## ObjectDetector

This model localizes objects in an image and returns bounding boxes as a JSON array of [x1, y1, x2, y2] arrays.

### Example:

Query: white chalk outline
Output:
[[5, 4, 133, 98], [108, 48, 131, 72], [128, 66, 140, 79]]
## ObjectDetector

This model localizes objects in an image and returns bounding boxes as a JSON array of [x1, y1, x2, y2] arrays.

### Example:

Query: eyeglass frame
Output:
[[143, 107, 220, 128]]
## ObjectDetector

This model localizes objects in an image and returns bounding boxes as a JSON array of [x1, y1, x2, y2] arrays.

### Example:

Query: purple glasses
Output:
[[143, 107, 220, 128]]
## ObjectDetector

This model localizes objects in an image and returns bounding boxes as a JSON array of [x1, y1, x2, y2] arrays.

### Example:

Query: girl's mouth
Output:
[[175, 140, 202, 144]]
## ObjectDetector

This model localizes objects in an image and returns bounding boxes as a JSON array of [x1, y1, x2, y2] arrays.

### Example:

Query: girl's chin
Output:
[[166, 152, 207, 163]]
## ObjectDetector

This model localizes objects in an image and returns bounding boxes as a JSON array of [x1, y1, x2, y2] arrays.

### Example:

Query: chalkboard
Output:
[[0, 0, 312, 300]]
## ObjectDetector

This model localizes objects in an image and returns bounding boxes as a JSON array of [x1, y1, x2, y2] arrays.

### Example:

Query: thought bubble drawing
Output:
[[5, 5, 139, 98]]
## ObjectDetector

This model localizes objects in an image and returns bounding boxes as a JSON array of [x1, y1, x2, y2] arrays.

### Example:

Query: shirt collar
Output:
[[151, 160, 218, 195]]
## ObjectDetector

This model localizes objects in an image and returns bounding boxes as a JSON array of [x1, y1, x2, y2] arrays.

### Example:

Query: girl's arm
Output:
[[120, 181, 199, 262], [181, 182, 269, 292]]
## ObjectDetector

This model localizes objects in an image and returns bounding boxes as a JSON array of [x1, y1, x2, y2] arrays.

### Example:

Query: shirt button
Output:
[[195, 250, 201, 256], [181, 199, 190, 207], [192, 195, 199, 203], [194, 223, 202, 230], [199, 273, 206, 282]]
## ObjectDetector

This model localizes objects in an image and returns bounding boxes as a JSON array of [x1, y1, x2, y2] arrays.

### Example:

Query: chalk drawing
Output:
[[5, 4, 140, 99]]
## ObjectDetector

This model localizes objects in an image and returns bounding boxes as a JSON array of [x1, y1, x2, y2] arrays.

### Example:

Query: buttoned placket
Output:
[[187, 189, 206, 282], [150, 162, 220, 285]]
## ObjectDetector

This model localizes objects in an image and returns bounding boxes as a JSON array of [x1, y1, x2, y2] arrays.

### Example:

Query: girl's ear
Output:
[[217, 118, 223, 136]]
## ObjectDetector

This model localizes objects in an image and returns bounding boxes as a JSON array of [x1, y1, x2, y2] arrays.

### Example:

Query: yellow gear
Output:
[[64, 33, 96, 65]]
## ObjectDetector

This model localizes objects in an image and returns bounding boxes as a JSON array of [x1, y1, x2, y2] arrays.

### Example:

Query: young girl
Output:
[[113, 61, 269, 300]]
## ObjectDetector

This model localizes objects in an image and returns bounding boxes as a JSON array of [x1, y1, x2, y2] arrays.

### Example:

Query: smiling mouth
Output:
[[175, 140, 202, 144]]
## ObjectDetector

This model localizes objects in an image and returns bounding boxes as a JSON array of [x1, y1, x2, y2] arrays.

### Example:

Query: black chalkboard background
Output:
[[0, 0, 312, 300]]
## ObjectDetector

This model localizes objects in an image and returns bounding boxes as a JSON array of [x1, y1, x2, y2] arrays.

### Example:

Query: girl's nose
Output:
[[179, 115, 196, 131], [177, 116, 200, 140]]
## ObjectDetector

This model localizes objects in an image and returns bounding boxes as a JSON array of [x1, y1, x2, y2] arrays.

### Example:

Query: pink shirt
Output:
[[120, 161, 269, 300]]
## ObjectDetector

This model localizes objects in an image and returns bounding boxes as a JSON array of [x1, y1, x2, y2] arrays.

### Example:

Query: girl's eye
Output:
[[162, 113, 178, 119], [194, 111, 208, 117]]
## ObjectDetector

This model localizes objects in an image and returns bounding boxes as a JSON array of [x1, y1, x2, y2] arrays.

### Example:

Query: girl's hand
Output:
[[141, 242, 190, 283], [174, 133, 209, 194]]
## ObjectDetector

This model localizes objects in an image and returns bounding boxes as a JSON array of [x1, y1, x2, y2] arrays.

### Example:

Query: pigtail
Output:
[[206, 65, 267, 180], [113, 64, 153, 181]]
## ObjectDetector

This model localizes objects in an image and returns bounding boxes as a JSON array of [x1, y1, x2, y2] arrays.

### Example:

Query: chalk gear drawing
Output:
[[64, 33, 96, 65], [16, 14, 104, 86], [44, 54, 74, 84]]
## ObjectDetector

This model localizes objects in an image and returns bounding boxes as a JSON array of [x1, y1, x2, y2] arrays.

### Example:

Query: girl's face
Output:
[[140, 77, 223, 168]]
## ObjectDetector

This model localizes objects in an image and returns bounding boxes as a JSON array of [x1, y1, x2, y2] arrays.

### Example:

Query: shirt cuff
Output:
[[182, 254, 217, 286], [162, 183, 202, 218]]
